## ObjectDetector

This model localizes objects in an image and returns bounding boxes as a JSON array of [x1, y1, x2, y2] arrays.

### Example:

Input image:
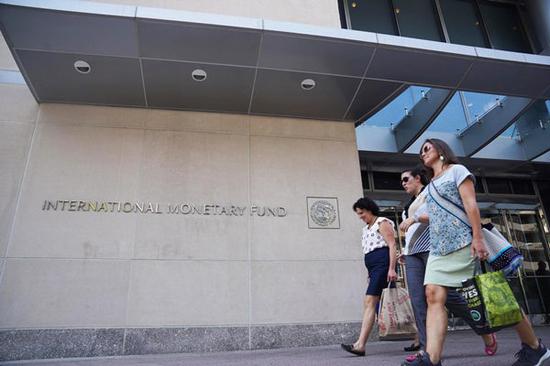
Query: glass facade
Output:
[[461, 91, 504, 125], [372, 171, 403, 190], [439, 0, 488, 47], [478, 0, 530, 53], [425, 93, 468, 132], [486, 177, 513, 194], [393, 0, 443, 41], [363, 86, 430, 128], [342, 0, 534, 53], [346, 0, 397, 35], [351, 0, 550, 323], [515, 100, 550, 141]]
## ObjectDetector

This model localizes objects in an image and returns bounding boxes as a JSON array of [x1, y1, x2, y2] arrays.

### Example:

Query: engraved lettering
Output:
[[181, 204, 192, 214], [77, 201, 87, 212], [122, 202, 133, 213]]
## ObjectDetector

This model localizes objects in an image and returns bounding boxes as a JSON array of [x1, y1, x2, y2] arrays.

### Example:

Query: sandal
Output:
[[340, 343, 365, 356], [404, 343, 421, 352], [484, 333, 498, 356]]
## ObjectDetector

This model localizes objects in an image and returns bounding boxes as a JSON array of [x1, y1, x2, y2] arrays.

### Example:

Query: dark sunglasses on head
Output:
[[401, 177, 410, 183]]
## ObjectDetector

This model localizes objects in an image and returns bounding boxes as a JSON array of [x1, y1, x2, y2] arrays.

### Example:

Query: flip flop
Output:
[[485, 333, 498, 356]]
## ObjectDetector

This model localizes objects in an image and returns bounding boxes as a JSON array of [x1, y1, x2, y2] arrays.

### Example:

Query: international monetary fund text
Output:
[[41, 200, 287, 217]]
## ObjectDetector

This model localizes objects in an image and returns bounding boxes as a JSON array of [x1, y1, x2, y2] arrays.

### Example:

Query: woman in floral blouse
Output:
[[403, 138, 549, 366]]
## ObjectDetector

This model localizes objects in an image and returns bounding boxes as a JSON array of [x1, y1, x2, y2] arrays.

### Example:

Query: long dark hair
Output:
[[420, 138, 459, 175]]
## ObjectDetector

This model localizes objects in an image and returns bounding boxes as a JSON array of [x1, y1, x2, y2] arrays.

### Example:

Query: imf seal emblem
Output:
[[306, 197, 340, 229], [310, 200, 337, 227]]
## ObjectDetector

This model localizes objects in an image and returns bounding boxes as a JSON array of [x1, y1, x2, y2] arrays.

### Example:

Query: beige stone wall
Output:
[[0, 34, 17, 71], [0, 0, 364, 331], [91, 0, 341, 28], [0, 83, 38, 264], [0, 104, 365, 329]]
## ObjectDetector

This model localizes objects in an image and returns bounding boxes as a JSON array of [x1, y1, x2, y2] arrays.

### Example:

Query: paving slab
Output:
[[3, 326, 550, 366]]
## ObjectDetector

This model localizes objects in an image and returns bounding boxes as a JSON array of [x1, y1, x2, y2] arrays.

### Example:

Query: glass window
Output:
[[393, 0, 443, 42], [474, 176, 485, 193], [499, 124, 518, 138], [515, 100, 550, 140], [373, 171, 403, 190], [439, 0, 488, 47], [510, 179, 535, 195], [426, 93, 468, 132], [346, 0, 398, 35], [519, 6, 542, 53], [461, 92, 504, 126], [486, 177, 512, 194], [365, 86, 430, 127], [478, 0, 531, 53], [361, 170, 370, 190]]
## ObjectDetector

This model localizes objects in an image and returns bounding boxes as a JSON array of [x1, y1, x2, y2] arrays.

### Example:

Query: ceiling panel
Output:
[[461, 60, 550, 98], [258, 32, 374, 76], [251, 69, 360, 120], [142, 60, 255, 113], [17, 50, 146, 107], [0, 5, 138, 57], [366, 47, 473, 87], [345, 79, 404, 121], [138, 20, 261, 66]]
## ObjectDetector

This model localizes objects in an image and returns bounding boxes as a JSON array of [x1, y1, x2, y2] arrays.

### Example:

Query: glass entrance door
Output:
[[480, 209, 550, 320]]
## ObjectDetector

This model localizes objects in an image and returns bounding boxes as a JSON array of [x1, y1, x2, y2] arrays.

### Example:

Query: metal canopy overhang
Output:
[[1, 0, 550, 123]]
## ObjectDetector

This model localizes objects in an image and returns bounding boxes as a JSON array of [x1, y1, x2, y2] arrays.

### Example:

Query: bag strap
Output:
[[473, 259, 489, 275], [428, 182, 472, 229]]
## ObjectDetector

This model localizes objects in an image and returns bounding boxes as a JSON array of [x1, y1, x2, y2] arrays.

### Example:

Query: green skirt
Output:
[[424, 245, 475, 287]]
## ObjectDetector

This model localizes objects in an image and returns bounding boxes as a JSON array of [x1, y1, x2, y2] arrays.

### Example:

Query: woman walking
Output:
[[399, 166, 496, 360], [403, 138, 550, 366], [341, 197, 398, 357]]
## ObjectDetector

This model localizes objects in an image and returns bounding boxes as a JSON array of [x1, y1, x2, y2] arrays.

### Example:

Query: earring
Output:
[[439, 155, 445, 161]]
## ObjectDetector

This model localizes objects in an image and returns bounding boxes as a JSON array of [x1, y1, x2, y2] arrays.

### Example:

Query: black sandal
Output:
[[404, 343, 421, 352], [340, 343, 365, 356]]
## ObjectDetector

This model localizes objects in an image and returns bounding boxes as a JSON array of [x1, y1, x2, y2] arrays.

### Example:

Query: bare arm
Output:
[[416, 214, 429, 224], [458, 178, 488, 259], [400, 213, 430, 233], [379, 220, 398, 282]]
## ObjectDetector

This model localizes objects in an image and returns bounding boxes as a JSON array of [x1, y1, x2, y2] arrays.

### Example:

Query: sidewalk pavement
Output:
[[3, 327, 550, 366]]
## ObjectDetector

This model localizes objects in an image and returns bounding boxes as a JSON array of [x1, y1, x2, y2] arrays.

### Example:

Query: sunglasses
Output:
[[421, 144, 432, 156], [401, 176, 410, 183]]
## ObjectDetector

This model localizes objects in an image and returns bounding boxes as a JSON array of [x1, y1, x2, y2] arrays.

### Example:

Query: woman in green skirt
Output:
[[402, 138, 549, 366]]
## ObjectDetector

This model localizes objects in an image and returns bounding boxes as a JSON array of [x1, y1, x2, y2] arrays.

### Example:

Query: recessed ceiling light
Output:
[[73, 60, 91, 74], [301, 79, 316, 91], [192, 69, 207, 82]]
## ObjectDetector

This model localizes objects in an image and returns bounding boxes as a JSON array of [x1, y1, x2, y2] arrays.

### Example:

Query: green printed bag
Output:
[[475, 270, 522, 328]]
